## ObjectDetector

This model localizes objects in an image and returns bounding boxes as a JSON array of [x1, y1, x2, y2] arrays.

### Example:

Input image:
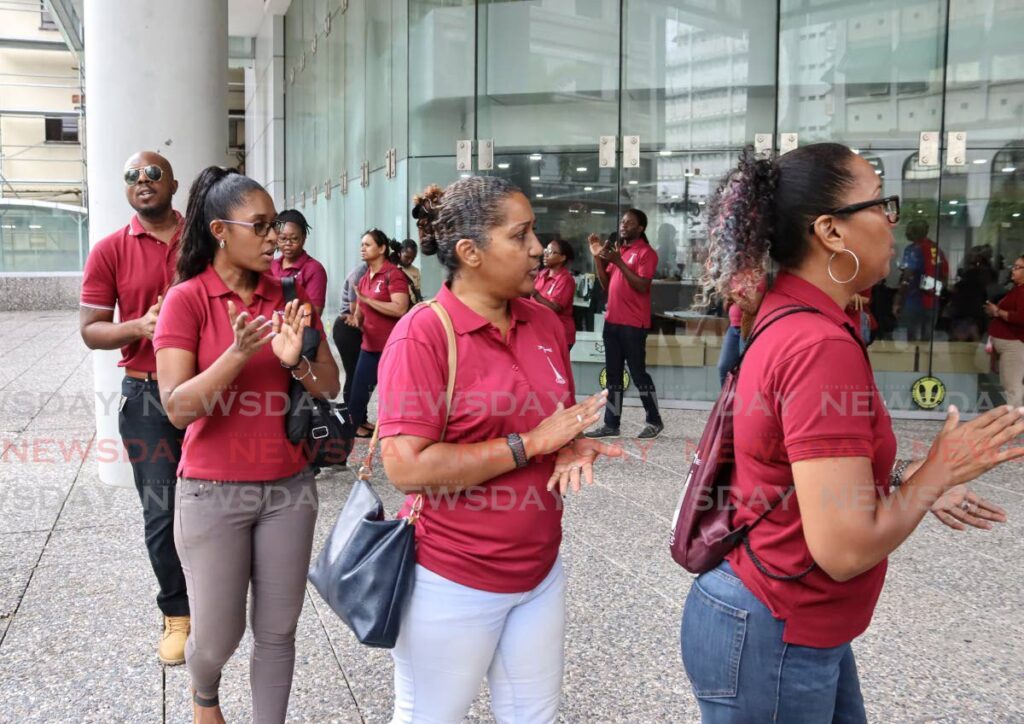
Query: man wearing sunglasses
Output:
[[895, 219, 949, 341], [79, 151, 190, 666]]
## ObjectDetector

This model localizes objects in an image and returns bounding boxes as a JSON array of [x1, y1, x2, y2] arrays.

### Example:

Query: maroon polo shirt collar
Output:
[[197, 264, 276, 301], [769, 271, 851, 328], [436, 282, 533, 336]]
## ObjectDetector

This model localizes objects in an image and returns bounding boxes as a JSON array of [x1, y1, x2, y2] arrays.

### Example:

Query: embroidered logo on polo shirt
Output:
[[628, 253, 636, 265], [536, 345, 566, 385], [374, 280, 384, 293], [546, 358, 567, 385]]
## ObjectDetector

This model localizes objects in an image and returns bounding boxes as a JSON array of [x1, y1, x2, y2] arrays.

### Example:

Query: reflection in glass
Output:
[[409, 0, 476, 157], [946, 0, 1024, 148], [624, 0, 777, 151], [778, 0, 946, 148], [477, 0, 620, 152]]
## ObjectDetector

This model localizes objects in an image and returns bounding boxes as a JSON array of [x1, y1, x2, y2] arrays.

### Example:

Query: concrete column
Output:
[[84, 0, 227, 486]]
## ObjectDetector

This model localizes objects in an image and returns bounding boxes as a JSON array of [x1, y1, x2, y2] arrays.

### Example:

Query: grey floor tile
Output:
[[0, 531, 47, 622]]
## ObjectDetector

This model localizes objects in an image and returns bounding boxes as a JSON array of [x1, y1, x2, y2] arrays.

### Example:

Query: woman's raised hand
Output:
[[522, 390, 608, 459], [920, 405, 1024, 491], [271, 299, 309, 367], [546, 437, 624, 495], [227, 300, 273, 359]]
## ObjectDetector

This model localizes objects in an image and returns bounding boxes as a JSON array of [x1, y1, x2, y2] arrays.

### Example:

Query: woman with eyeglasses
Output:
[[985, 256, 1024, 407], [270, 208, 328, 318], [681, 144, 1014, 722], [532, 238, 577, 350], [348, 228, 411, 437], [153, 167, 340, 723]]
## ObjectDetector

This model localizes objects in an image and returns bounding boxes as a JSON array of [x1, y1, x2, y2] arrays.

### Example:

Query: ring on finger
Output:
[[961, 499, 972, 513]]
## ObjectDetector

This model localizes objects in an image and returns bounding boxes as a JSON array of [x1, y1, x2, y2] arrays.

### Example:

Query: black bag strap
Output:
[[281, 275, 297, 303], [731, 302, 868, 582], [279, 275, 320, 357]]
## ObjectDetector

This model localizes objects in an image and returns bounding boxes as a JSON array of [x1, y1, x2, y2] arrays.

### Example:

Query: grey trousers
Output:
[[174, 468, 318, 724]]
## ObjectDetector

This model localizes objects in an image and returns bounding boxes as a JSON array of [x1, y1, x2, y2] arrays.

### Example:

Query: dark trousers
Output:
[[332, 318, 363, 405], [602, 322, 661, 429], [348, 349, 382, 430], [118, 377, 189, 617]]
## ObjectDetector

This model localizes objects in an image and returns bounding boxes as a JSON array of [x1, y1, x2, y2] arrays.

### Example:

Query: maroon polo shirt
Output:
[[726, 271, 897, 648], [357, 259, 410, 352], [988, 284, 1024, 342], [80, 213, 182, 372], [534, 267, 576, 346], [605, 239, 658, 329], [270, 251, 328, 310], [153, 265, 323, 482], [377, 282, 574, 593]]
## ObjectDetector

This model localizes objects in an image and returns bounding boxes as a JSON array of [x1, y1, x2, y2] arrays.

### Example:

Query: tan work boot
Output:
[[158, 615, 190, 666]]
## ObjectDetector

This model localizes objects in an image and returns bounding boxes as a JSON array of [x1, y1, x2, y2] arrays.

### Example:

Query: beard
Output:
[[135, 200, 172, 219]]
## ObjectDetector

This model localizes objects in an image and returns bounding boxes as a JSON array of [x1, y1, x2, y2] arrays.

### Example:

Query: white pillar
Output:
[[84, 0, 227, 486]]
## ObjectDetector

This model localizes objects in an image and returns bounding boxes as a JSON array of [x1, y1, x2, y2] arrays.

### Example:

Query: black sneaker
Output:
[[584, 425, 620, 439], [637, 422, 664, 439]]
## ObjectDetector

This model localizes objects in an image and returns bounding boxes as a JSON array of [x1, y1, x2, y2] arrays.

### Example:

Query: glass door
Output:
[[934, 0, 1024, 411], [776, 0, 954, 411]]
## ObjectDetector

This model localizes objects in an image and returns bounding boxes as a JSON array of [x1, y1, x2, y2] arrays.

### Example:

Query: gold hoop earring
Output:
[[827, 249, 859, 285]]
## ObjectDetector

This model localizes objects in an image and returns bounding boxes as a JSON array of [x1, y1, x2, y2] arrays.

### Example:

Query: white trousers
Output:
[[390, 558, 566, 724]]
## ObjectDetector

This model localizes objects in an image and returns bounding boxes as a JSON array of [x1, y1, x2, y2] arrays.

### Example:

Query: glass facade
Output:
[[283, 0, 1024, 414], [0, 201, 88, 273]]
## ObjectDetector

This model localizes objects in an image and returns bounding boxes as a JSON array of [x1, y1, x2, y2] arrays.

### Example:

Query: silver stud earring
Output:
[[218, 238, 226, 249]]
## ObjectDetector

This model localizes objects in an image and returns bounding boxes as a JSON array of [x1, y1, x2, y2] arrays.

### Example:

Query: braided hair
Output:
[[413, 176, 521, 281]]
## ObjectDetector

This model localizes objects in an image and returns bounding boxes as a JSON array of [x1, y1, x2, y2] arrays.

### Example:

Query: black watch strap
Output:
[[507, 433, 529, 469]]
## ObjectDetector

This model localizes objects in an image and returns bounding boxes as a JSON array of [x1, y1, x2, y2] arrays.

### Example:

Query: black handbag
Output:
[[280, 277, 354, 468], [308, 300, 457, 648]]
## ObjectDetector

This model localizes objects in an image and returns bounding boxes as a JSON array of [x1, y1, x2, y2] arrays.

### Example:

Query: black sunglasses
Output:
[[809, 195, 900, 233], [124, 164, 163, 185]]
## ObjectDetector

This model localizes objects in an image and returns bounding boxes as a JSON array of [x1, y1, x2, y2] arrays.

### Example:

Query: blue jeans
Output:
[[718, 326, 742, 386], [681, 561, 866, 723], [347, 349, 382, 429]]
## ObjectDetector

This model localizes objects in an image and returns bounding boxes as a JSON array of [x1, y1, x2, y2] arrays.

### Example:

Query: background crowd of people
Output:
[[79, 143, 1018, 723]]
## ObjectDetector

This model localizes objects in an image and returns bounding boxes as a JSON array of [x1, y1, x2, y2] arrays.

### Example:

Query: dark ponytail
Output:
[[698, 143, 857, 306], [177, 166, 266, 282], [388, 238, 402, 265]]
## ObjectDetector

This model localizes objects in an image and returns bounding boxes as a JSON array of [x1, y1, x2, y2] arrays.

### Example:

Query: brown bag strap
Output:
[[358, 299, 458, 481]]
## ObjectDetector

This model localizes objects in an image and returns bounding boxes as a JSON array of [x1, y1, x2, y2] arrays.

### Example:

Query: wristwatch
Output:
[[507, 433, 529, 469]]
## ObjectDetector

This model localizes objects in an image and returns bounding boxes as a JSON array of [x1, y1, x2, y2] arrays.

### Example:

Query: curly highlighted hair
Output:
[[698, 143, 858, 309]]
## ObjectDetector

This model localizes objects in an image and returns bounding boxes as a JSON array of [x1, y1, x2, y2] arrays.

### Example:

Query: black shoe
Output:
[[584, 425, 620, 439], [637, 422, 664, 439]]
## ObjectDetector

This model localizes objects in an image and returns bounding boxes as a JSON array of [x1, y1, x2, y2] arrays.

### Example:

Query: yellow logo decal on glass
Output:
[[911, 376, 946, 410], [599, 368, 631, 392]]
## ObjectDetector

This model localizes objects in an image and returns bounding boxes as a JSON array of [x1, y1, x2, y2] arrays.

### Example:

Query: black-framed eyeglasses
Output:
[[809, 195, 900, 233], [217, 219, 284, 237], [124, 164, 163, 185]]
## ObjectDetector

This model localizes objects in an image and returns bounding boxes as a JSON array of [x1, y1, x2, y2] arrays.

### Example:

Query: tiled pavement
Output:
[[0, 311, 1021, 722]]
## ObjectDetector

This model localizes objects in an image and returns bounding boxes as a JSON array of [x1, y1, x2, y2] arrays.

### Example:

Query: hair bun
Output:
[[413, 184, 444, 254]]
